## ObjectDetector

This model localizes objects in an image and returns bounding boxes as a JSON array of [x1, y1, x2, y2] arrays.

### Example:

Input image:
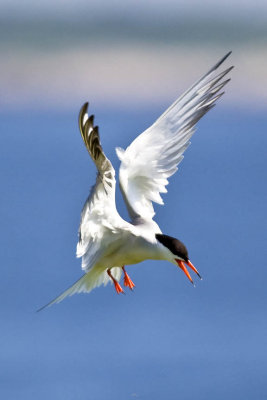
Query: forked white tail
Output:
[[37, 266, 122, 311]]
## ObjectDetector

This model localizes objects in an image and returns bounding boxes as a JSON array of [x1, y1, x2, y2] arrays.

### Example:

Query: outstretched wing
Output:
[[117, 52, 233, 221], [77, 103, 119, 269]]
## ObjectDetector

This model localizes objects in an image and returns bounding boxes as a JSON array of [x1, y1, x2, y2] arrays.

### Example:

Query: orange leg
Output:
[[122, 266, 135, 290], [107, 269, 124, 294]]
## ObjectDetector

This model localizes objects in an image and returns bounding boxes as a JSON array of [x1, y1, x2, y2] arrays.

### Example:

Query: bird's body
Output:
[[83, 221, 162, 271], [39, 52, 233, 310]]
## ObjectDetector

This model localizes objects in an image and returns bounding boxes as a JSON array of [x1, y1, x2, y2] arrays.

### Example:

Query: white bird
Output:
[[39, 52, 233, 310]]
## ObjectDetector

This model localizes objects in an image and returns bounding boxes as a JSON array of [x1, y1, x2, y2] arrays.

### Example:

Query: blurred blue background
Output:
[[1, 1, 267, 399]]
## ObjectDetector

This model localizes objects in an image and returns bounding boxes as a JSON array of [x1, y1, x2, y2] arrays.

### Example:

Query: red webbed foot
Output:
[[122, 266, 135, 290], [107, 269, 125, 294]]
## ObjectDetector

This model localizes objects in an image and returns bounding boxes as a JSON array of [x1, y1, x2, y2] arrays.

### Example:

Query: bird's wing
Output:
[[76, 103, 122, 269], [116, 52, 233, 221]]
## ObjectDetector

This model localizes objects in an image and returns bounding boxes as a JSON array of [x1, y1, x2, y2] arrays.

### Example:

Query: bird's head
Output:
[[155, 234, 201, 285]]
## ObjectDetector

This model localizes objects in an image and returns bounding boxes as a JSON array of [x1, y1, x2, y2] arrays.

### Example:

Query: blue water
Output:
[[0, 106, 266, 399]]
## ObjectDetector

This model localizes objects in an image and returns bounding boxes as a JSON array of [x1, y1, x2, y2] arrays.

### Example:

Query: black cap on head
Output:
[[156, 234, 189, 261]]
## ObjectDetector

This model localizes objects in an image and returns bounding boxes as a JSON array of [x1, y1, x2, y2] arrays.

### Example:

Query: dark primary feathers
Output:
[[79, 102, 107, 168], [78, 102, 115, 190]]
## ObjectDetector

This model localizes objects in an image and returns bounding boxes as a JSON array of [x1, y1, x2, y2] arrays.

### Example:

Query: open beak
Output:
[[175, 259, 202, 285]]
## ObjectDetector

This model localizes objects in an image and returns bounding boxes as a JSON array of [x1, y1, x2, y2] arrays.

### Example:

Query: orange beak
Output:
[[175, 259, 202, 285]]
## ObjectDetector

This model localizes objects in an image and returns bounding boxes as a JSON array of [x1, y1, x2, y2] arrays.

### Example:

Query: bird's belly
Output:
[[117, 250, 149, 266], [101, 237, 163, 267]]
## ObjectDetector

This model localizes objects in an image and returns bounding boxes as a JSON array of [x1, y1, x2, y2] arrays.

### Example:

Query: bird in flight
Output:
[[39, 52, 233, 310]]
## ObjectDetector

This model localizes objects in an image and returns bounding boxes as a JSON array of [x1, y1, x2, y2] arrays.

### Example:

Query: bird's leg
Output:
[[122, 266, 135, 290], [107, 268, 124, 294]]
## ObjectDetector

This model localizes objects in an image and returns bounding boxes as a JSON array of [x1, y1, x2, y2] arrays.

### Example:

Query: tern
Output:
[[39, 52, 233, 310]]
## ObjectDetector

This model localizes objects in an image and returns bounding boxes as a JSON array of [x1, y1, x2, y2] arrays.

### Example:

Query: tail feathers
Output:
[[37, 266, 122, 312]]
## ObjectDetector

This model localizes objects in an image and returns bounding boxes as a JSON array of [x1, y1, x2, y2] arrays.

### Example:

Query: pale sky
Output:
[[1, 0, 267, 19], [1, 0, 266, 110]]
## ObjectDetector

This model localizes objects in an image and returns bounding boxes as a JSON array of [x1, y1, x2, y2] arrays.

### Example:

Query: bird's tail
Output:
[[37, 266, 122, 312]]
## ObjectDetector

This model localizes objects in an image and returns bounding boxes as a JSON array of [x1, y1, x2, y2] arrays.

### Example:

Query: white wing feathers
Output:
[[76, 103, 119, 266], [38, 107, 124, 310], [117, 52, 233, 220]]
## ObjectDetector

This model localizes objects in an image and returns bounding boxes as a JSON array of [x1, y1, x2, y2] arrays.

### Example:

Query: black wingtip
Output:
[[221, 51, 232, 63], [213, 51, 232, 71], [88, 114, 95, 125], [80, 102, 89, 116], [78, 102, 89, 133], [36, 302, 50, 313]]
